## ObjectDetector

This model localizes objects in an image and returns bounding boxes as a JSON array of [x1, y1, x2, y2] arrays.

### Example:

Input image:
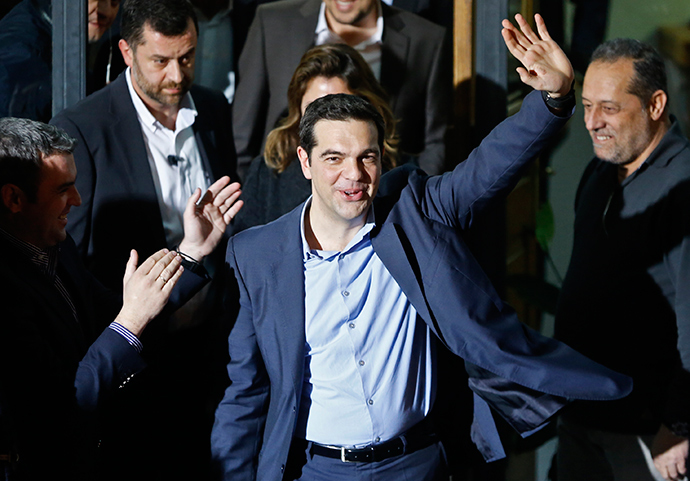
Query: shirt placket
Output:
[[338, 251, 378, 443]]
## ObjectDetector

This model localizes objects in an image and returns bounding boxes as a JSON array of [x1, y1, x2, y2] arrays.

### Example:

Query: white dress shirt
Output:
[[125, 68, 211, 249]]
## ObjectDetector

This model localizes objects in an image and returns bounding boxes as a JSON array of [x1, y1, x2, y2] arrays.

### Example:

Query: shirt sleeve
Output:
[[108, 321, 143, 354]]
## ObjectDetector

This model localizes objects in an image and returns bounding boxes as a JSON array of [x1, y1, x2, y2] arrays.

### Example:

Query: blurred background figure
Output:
[[0, 0, 121, 122], [232, 0, 451, 179]]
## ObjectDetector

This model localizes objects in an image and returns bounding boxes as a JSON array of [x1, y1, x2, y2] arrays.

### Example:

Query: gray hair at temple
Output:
[[590, 38, 668, 105], [0, 117, 76, 202]]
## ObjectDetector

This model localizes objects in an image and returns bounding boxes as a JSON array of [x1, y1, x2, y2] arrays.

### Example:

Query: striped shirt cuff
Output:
[[108, 322, 143, 354]]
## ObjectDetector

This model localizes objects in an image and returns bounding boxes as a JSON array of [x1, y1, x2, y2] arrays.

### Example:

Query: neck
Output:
[[304, 205, 368, 252], [618, 118, 670, 181], [132, 78, 180, 131], [325, 3, 378, 46]]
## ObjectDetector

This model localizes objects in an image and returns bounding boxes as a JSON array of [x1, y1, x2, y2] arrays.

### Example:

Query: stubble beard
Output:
[[131, 58, 192, 108]]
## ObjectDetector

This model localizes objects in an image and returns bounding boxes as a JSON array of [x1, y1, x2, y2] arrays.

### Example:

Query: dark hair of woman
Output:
[[263, 43, 399, 173]]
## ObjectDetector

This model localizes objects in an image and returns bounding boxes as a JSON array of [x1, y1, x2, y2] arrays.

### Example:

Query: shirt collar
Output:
[[125, 67, 198, 134], [300, 197, 376, 261], [315, 1, 384, 47], [0, 227, 60, 279]]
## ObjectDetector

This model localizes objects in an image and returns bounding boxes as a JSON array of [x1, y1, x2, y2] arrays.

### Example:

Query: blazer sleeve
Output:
[[211, 238, 270, 480], [420, 89, 572, 229], [232, 6, 271, 179]]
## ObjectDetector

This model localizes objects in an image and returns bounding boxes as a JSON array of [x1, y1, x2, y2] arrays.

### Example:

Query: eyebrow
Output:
[[56, 180, 76, 191], [319, 149, 345, 158], [150, 47, 196, 61], [581, 96, 618, 105]]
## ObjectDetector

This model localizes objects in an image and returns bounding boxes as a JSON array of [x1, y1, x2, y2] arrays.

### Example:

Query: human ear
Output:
[[297, 146, 313, 180], [119, 38, 134, 68], [0, 184, 26, 214], [648, 89, 667, 121]]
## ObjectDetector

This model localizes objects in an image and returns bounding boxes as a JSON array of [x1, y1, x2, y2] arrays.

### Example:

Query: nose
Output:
[[342, 158, 366, 181], [166, 60, 184, 84], [585, 106, 605, 132], [70, 186, 82, 207]]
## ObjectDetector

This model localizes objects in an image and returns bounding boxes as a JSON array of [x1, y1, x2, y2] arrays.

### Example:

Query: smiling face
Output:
[[87, 0, 121, 43], [298, 119, 381, 231], [323, 0, 377, 27], [582, 59, 659, 170], [120, 19, 196, 111], [17, 153, 82, 249], [301, 76, 354, 115]]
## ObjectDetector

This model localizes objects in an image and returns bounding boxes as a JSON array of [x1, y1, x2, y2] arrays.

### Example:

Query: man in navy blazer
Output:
[[0, 117, 242, 480], [50, 1, 239, 478], [211, 15, 632, 480]]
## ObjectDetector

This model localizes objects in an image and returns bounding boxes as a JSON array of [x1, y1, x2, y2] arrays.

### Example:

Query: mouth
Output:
[[591, 132, 613, 146], [333, 0, 355, 12], [340, 189, 365, 201]]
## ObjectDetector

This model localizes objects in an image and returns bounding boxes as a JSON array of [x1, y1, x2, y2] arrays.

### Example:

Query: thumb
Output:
[[123, 249, 138, 288], [185, 187, 202, 216]]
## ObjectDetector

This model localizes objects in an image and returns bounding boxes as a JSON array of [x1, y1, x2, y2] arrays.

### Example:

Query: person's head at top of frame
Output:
[[265, 43, 398, 175], [582, 38, 671, 180], [117, 0, 199, 118], [88, 0, 121, 43], [0, 117, 81, 250], [296, 94, 385, 241]]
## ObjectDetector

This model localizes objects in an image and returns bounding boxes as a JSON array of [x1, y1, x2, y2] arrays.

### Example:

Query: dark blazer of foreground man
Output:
[[0, 118, 242, 480], [212, 15, 633, 480]]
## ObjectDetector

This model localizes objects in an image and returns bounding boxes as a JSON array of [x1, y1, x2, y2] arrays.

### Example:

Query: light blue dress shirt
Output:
[[295, 200, 435, 447]]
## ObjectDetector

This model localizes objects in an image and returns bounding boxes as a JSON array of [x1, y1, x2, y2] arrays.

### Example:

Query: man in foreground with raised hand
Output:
[[212, 14, 632, 480]]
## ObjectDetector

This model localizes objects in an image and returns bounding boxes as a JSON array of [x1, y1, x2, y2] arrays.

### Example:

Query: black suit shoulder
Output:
[[382, 1, 447, 36]]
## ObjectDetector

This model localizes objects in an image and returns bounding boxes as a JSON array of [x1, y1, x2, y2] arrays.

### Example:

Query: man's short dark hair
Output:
[[121, 0, 198, 50], [590, 38, 667, 105], [299, 94, 385, 158], [0, 118, 76, 202]]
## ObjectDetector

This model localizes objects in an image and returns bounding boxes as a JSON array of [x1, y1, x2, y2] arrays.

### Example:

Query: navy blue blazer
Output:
[[211, 91, 632, 479]]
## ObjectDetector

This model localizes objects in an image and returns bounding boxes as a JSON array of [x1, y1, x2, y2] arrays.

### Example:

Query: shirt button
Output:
[[343, 290, 350, 297], [339, 254, 344, 260], [375, 437, 381, 442], [359, 360, 365, 366], [368, 399, 374, 405], [349, 323, 355, 329]]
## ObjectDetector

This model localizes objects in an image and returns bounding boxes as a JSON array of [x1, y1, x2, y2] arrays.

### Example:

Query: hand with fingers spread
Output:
[[502, 13, 574, 97], [115, 249, 184, 337], [652, 424, 689, 481], [178, 176, 244, 262]]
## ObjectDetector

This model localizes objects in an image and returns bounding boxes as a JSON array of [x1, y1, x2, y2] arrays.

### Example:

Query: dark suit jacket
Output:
[[0, 235, 207, 480], [51, 73, 237, 290], [232, 0, 451, 177], [210, 91, 633, 479]]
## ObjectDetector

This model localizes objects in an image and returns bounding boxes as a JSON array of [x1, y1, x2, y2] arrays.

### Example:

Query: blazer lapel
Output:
[[262, 212, 308, 397], [371, 222, 433, 326], [5, 249, 86, 348], [106, 75, 160, 208]]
